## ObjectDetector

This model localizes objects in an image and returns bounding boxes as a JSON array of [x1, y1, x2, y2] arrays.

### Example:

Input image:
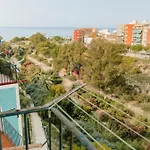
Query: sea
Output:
[[0, 27, 116, 41]]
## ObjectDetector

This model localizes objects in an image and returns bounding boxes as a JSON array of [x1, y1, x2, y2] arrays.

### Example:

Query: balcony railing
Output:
[[2, 117, 23, 146], [0, 64, 18, 86], [0, 85, 98, 150]]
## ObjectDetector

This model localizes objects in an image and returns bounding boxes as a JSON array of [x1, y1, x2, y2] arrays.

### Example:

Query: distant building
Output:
[[117, 20, 150, 46], [98, 29, 120, 43], [98, 29, 110, 35], [142, 27, 150, 47], [124, 24, 134, 45], [73, 28, 95, 41], [84, 29, 98, 44]]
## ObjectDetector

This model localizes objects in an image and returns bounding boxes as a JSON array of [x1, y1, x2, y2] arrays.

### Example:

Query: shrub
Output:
[[68, 75, 76, 81]]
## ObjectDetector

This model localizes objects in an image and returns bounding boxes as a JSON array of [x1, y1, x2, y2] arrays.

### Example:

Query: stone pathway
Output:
[[30, 113, 47, 150]]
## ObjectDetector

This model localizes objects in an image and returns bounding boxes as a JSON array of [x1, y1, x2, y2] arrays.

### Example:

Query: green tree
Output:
[[81, 38, 127, 91], [11, 36, 28, 43], [36, 41, 57, 57], [0, 41, 11, 52], [10, 37, 20, 43], [29, 32, 47, 48], [50, 36, 64, 43], [54, 41, 87, 71]]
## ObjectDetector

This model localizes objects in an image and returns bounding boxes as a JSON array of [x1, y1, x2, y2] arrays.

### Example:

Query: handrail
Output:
[[51, 108, 98, 150], [0, 84, 97, 150], [2, 118, 23, 146], [0, 84, 86, 118]]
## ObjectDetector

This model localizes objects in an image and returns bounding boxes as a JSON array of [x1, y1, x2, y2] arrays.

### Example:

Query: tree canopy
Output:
[[52, 38, 137, 99], [36, 41, 58, 57], [29, 32, 47, 48], [0, 41, 11, 51], [53, 41, 87, 71], [10, 36, 28, 43]]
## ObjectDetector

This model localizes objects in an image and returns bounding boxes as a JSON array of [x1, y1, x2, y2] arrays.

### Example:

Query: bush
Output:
[[141, 103, 150, 111], [37, 56, 44, 62], [68, 75, 76, 81], [131, 45, 143, 52]]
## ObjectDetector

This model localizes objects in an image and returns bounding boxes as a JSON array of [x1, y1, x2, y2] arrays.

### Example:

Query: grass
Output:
[[129, 73, 150, 84], [30, 54, 51, 66], [140, 102, 150, 112]]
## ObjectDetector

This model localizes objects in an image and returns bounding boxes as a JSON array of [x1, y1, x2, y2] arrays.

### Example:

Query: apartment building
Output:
[[117, 24, 125, 43], [142, 27, 150, 46], [117, 20, 150, 46], [124, 24, 134, 45], [73, 28, 94, 41]]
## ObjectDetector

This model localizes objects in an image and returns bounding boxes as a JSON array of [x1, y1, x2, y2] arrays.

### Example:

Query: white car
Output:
[[140, 50, 147, 55]]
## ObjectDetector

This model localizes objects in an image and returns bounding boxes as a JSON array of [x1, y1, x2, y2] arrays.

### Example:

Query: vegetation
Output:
[[20, 91, 30, 108], [131, 45, 143, 52], [0, 41, 12, 58], [7, 33, 150, 149], [0, 58, 14, 77], [53, 38, 139, 100], [59, 89, 150, 149], [29, 32, 47, 48], [36, 41, 59, 57], [14, 46, 25, 61], [53, 40, 86, 71], [50, 36, 65, 43], [21, 66, 65, 106], [10, 36, 28, 43], [0, 41, 11, 51]]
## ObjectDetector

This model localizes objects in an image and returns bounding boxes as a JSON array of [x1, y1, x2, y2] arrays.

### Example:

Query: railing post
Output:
[[48, 111, 51, 150], [24, 114, 28, 150], [27, 117, 31, 144], [59, 121, 63, 150], [15, 65, 18, 82], [51, 108, 97, 150], [70, 132, 73, 150]]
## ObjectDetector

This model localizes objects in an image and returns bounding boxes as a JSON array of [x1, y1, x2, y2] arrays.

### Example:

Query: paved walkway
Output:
[[125, 52, 150, 59], [27, 55, 53, 72], [30, 112, 47, 150]]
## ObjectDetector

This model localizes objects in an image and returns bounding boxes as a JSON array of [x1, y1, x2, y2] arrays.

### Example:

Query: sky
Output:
[[0, 0, 149, 28]]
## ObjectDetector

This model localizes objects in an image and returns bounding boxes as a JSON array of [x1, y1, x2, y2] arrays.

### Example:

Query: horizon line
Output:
[[0, 26, 116, 28]]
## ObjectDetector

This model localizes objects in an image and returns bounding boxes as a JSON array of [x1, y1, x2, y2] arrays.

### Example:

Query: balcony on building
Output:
[[132, 29, 142, 34]]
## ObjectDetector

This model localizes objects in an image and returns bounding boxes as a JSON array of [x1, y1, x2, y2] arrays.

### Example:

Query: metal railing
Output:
[[0, 64, 18, 85], [2, 118, 23, 146], [0, 85, 98, 150]]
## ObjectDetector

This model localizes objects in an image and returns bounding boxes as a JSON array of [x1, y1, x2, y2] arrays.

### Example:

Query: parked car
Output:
[[140, 50, 147, 55], [146, 51, 150, 55]]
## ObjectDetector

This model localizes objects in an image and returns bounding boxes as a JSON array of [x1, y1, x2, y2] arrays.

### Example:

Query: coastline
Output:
[[0, 27, 116, 41]]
